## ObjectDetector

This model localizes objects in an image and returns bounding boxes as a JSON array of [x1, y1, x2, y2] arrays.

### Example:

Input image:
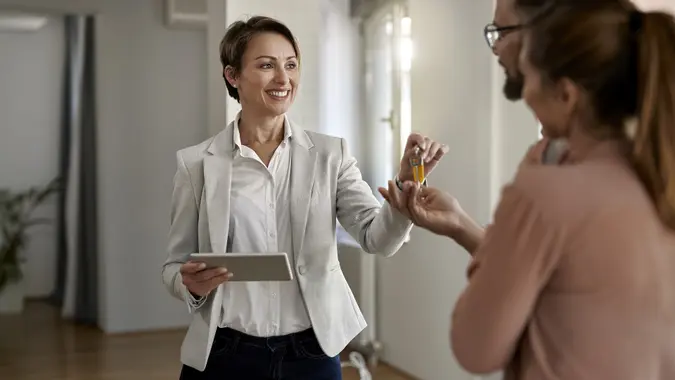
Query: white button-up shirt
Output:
[[216, 118, 311, 337]]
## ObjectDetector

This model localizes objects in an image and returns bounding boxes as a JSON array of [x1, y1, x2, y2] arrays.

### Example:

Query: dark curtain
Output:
[[49, 14, 98, 326]]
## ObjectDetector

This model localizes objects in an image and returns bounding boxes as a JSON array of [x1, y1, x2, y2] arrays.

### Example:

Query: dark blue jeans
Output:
[[179, 327, 342, 380]]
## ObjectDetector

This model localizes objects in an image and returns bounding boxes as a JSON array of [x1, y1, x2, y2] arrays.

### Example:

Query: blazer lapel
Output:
[[289, 121, 316, 259], [204, 122, 235, 254]]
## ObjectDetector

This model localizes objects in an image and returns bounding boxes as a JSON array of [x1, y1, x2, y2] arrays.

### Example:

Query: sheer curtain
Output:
[[49, 14, 98, 326]]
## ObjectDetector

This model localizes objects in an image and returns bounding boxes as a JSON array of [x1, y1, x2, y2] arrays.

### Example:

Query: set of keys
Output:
[[408, 145, 426, 184]]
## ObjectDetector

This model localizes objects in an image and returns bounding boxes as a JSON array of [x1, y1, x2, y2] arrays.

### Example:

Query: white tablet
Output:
[[188, 252, 294, 282]]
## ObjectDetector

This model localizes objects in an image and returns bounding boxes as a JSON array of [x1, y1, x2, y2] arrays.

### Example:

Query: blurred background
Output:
[[0, 0, 670, 379]]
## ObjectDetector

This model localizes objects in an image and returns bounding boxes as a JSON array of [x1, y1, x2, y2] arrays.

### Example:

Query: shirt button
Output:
[[298, 266, 307, 275], [270, 203, 275, 209]]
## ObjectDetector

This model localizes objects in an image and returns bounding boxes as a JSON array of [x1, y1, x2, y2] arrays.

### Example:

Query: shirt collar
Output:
[[232, 111, 292, 152]]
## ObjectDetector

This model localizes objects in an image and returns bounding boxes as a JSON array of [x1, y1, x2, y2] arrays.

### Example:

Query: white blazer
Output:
[[162, 118, 413, 371]]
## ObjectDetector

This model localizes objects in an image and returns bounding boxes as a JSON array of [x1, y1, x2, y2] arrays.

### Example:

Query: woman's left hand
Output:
[[397, 133, 449, 182]]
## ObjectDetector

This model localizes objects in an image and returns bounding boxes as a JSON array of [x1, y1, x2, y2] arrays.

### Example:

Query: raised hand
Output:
[[397, 133, 449, 182]]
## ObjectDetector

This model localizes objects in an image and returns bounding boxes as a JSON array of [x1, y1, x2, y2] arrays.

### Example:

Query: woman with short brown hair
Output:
[[163, 15, 447, 380]]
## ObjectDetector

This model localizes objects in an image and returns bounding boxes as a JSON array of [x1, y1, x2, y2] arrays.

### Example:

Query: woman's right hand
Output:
[[379, 181, 485, 255], [379, 181, 463, 237], [180, 261, 232, 297], [405, 183, 465, 237]]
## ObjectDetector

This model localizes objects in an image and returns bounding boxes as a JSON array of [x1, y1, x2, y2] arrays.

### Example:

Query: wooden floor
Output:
[[0, 301, 414, 380]]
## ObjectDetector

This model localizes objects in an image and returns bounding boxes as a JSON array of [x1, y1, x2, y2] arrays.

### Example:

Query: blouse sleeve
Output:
[[450, 184, 566, 374]]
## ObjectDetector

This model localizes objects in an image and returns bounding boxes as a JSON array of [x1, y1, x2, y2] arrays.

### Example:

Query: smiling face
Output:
[[225, 32, 299, 117]]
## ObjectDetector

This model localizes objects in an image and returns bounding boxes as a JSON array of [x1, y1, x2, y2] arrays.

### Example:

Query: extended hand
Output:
[[180, 261, 232, 297], [397, 133, 449, 182], [378, 181, 464, 237]]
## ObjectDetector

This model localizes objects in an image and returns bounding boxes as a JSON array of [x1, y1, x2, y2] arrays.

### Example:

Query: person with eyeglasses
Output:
[[484, 1, 528, 101], [380, 0, 561, 256], [382, 0, 675, 379]]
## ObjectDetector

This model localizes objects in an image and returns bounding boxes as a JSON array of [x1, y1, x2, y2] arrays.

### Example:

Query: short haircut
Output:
[[219, 16, 300, 102]]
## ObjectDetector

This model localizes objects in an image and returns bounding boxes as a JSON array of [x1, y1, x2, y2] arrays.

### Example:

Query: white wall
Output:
[[0, 16, 64, 298], [96, 0, 207, 333], [490, 74, 539, 210], [376, 0, 537, 379]]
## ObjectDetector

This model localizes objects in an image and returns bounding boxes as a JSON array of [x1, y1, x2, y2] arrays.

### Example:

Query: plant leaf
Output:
[[0, 177, 61, 289]]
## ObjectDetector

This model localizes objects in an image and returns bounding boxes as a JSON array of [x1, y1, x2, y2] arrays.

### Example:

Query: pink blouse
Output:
[[451, 141, 675, 380]]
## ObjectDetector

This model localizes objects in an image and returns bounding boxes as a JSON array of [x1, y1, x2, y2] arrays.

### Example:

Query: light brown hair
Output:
[[219, 16, 300, 102], [519, 0, 675, 228]]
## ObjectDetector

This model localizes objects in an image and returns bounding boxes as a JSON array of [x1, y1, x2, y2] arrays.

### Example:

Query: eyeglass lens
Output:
[[486, 29, 499, 47]]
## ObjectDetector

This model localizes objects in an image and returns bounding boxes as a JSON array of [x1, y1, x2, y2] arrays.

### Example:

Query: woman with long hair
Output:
[[383, 1, 675, 378]]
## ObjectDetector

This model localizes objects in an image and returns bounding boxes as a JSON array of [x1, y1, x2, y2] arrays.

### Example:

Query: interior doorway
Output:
[[363, 1, 412, 193]]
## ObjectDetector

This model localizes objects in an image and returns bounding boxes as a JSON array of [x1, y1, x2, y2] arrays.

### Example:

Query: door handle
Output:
[[380, 109, 395, 130]]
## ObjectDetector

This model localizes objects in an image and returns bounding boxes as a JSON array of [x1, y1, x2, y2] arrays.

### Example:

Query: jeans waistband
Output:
[[216, 327, 317, 348]]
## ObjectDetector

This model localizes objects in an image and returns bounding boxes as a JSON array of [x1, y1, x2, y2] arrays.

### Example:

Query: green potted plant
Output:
[[0, 177, 61, 313]]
